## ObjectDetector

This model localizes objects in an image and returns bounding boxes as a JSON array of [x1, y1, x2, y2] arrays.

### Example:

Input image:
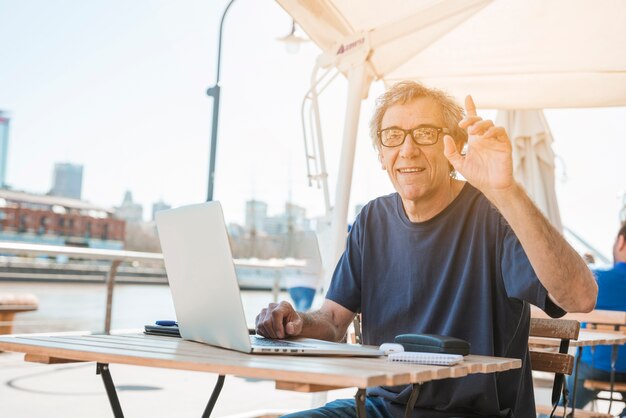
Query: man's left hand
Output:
[[443, 95, 514, 195]]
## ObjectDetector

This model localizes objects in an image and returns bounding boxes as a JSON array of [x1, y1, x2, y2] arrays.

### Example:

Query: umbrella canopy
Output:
[[495, 110, 563, 230], [278, 0, 626, 108]]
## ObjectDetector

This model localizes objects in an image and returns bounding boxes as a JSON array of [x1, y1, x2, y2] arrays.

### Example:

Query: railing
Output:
[[0, 242, 304, 334], [0, 242, 163, 334]]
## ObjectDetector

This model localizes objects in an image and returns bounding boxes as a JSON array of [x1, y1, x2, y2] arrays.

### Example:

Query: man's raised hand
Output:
[[443, 95, 514, 195]]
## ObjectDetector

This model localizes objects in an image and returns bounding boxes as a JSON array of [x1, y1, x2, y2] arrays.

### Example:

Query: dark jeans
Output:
[[281, 397, 390, 418], [281, 397, 479, 418], [565, 361, 626, 416]]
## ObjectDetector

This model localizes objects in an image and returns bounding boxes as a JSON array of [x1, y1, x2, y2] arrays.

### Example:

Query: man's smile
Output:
[[397, 167, 425, 174]]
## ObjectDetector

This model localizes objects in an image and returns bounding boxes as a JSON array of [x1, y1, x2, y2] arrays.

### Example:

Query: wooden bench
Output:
[[0, 293, 38, 335]]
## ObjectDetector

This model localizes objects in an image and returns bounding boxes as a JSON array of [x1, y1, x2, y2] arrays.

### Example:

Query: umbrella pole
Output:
[[326, 63, 367, 287]]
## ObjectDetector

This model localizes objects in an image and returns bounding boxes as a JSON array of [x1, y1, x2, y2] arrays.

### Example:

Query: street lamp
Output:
[[206, 0, 237, 202], [276, 20, 308, 54], [206, 5, 306, 201]]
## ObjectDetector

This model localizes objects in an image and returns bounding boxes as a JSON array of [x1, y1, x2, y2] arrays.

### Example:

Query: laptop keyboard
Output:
[[251, 336, 309, 348]]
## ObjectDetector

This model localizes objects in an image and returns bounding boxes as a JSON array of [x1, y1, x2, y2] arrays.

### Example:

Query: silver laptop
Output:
[[155, 201, 382, 357]]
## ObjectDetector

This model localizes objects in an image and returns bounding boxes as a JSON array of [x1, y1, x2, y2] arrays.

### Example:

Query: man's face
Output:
[[378, 97, 454, 205]]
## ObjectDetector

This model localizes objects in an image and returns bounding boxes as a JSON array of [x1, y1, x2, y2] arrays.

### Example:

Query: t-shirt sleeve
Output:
[[501, 223, 565, 318], [326, 216, 363, 314]]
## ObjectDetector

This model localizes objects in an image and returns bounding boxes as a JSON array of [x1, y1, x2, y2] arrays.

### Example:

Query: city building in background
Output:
[[49, 162, 83, 200], [263, 202, 309, 235], [114, 191, 143, 223], [151, 199, 171, 221], [245, 200, 268, 233], [0, 189, 125, 249], [0, 111, 10, 188], [244, 199, 310, 236]]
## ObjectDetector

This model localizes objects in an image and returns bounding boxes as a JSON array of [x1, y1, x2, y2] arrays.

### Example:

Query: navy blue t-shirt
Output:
[[580, 262, 626, 372], [327, 183, 564, 418]]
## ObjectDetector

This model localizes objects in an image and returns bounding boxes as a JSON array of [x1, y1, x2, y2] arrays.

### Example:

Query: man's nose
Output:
[[400, 133, 421, 155]]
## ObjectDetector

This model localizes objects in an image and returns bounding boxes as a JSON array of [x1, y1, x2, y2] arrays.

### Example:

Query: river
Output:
[[1, 281, 300, 334]]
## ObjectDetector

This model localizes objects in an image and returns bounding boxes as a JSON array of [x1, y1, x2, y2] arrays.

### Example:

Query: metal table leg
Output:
[[569, 346, 583, 418], [202, 375, 226, 418], [608, 344, 618, 414], [404, 384, 420, 418], [96, 363, 124, 418], [354, 388, 366, 418]]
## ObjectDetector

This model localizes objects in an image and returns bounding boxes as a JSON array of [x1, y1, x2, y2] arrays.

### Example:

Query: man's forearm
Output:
[[299, 310, 350, 342], [485, 183, 597, 312]]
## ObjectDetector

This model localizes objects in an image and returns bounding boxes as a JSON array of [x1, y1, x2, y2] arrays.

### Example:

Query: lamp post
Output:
[[206, 6, 305, 201], [206, 0, 237, 202]]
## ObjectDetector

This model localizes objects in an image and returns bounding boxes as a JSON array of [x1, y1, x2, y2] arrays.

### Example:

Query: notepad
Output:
[[387, 351, 463, 366]]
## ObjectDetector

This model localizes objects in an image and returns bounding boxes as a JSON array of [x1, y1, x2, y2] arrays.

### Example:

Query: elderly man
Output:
[[255, 81, 597, 417]]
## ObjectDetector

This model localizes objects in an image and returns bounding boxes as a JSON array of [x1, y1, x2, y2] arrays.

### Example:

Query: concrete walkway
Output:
[[0, 350, 356, 418]]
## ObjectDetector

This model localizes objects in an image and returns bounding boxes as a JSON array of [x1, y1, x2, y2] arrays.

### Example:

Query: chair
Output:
[[566, 310, 626, 414], [531, 315, 614, 418], [530, 317, 586, 417]]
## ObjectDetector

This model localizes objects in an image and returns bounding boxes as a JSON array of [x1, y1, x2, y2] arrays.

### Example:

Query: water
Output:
[[1, 281, 301, 334]]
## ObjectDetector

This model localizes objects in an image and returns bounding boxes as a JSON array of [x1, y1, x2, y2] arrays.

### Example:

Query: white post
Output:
[[324, 62, 367, 290]]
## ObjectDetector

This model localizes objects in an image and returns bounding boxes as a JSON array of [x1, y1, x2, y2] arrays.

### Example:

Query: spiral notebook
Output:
[[388, 352, 463, 366]]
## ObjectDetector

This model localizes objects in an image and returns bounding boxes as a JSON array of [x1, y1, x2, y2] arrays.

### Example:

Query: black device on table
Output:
[[395, 333, 471, 356], [144, 321, 256, 338]]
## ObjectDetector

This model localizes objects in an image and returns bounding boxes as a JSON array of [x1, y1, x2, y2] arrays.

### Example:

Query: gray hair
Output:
[[369, 81, 468, 153]]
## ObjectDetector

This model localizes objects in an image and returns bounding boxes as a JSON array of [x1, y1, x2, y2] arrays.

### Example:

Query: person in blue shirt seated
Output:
[[566, 223, 626, 415], [255, 81, 598, 418]]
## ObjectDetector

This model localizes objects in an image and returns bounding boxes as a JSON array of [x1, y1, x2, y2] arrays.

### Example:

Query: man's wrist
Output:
[[483, 182, 524, 210]]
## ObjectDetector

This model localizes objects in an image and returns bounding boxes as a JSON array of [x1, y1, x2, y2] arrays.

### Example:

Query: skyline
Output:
[[0, 0, 624, 258]]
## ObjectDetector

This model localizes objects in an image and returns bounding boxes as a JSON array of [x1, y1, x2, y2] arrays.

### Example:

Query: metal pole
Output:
[[96, 363, 125, 418], [327, 63, 366, 291], [104, 260, 121, 334], [201, 375, 226, 417], [207, 0, 237, 201]]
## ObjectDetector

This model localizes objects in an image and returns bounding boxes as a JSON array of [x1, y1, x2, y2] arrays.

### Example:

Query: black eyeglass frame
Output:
[[377, 125, 450, 148]]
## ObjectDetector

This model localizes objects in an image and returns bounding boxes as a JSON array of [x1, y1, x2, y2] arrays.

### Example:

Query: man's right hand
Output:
[[255, 301, 303, 339]]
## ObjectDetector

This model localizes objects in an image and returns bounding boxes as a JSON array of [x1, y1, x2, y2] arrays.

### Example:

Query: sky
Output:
[[0, 0, 624, 259]]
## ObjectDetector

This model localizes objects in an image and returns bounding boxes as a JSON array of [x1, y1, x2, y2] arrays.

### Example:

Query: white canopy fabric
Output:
[[276, 0, 626, 280], [495, 110, 563, 230], [278, 0, 626, 108]]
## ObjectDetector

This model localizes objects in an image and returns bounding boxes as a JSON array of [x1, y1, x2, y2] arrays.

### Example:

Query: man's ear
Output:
[[378, 152, 386, 170]]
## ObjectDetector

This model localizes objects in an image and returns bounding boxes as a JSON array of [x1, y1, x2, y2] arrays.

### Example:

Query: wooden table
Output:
[[0, 333, 521, 418]]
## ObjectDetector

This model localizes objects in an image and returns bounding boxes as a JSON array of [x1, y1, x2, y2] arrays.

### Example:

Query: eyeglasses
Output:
[[378, 125, 450, 147]]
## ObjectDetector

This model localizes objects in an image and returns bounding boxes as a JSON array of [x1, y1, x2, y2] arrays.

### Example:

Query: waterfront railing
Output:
[[0, 242, 304, 334]]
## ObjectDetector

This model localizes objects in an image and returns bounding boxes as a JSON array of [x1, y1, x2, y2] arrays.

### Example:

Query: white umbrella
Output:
[[495, 110, 563, 231]]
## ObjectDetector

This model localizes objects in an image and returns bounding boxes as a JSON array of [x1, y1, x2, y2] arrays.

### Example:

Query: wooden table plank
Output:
[[0, 334, 521, 390], [529, 329, 626, 348]]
